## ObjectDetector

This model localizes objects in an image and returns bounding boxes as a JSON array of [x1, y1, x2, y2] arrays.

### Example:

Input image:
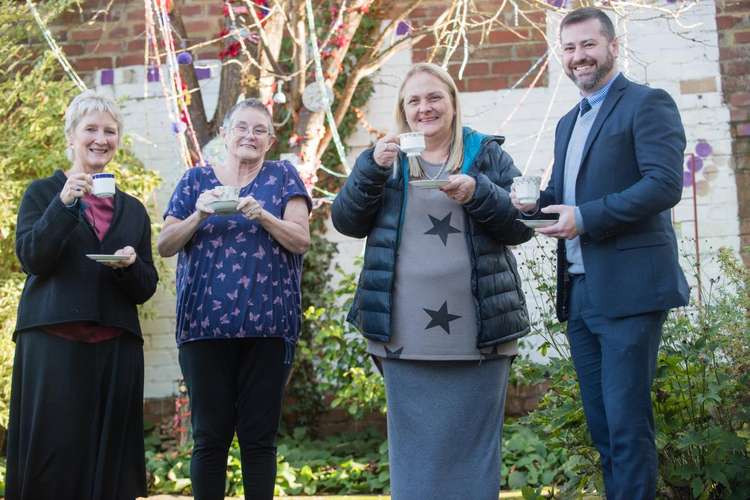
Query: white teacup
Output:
[[92, 173, 116, 198], [512, 176, 541, 205], [399, 132, 426, 157], [215, 185, 241, 201]]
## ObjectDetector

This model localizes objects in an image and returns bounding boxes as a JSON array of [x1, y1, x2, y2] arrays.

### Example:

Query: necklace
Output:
[[417, 156, 448, 180]]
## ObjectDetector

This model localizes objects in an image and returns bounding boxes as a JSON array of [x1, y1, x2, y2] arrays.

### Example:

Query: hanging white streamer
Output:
[[305, 0, 350, 173], [26, 0, 87, 90], [523, 72, 563, 176]]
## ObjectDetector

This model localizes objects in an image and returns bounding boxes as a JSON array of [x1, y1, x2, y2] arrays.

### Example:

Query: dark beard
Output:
[[568, 51, 615, 92]]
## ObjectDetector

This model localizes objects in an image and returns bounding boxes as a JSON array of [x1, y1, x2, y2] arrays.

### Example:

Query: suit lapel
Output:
[[554, 108, 578, 203], [579, 74, 628, 170]]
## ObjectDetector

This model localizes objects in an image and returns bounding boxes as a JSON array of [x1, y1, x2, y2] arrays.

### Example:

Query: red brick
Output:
[[128, 39, 146, 51], [524, 11, 547, 24], [466, 76, 506, 92], [127, 8, 146, 21], [74, 57, 113, 71], [737, 122, 750, 137], [70, 29, 104, 42], [412, 48, 429, 62], [108, 27, 129, 39], [62, 44, 85, 57], [413, 35, 436, 51], [116, 55, 145, 67], [131, 24, 146, 36], [410, 5, 448, 22], [716, 15, 742, 29], [448, 62, 489, 78], [180, 5, 204, 16], [473, 46, 513, 60], [731, 107, 749, 122], [184, 20, 217, 35], [489, 29, 529, 44], [492, 60, 532, 75], [87, 41, 124, 54], [207, 4, 224, 16], [735, 31, 750, 44], [515, 43, 547, 58], [725, 61, 750, 76], [194, 49, 217, 60], [730, 92, 750, 107]]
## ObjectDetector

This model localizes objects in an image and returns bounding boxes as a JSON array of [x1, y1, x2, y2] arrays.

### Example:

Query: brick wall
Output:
[[409, 0, 548, 92], [52, 0, 547, 93], [51, 0, 223, 73], [716, 0, 750, 264]]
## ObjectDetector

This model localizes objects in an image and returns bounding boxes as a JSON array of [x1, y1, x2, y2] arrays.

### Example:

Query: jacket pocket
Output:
[[616, 231, 669, 250]]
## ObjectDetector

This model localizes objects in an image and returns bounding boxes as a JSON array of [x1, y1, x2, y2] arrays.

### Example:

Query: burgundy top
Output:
[[45, 193, 124, 343]]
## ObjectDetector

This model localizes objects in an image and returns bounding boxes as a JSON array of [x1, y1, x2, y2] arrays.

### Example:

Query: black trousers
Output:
[[178, 338, 292, 500]]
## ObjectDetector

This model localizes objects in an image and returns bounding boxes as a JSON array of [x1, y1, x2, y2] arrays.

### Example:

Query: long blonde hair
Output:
[[394, 63, 464, 178]]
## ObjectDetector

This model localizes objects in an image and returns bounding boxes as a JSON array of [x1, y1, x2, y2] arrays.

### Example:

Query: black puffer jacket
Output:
[[332, 128, 533, 348]]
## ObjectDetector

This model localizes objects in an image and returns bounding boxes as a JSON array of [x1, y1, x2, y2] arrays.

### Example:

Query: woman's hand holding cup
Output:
[[373, 133, 400, 168], [60, 172, 93, 206], [195, 189, 220, 219], [237, 195, 264, 221]]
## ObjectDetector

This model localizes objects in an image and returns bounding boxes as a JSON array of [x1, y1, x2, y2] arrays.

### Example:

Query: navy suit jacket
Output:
[[539, 74, 690, 321]]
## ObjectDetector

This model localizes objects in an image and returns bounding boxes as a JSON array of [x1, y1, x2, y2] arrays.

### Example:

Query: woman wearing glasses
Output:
[[157, 98, 311, 500]]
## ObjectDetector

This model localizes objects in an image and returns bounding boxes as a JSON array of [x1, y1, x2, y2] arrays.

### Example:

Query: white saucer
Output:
[[517, 219, 556, 229], [86, 254, 130, 263], [409, 179, 450, 189], [208, 199, 239, 214]]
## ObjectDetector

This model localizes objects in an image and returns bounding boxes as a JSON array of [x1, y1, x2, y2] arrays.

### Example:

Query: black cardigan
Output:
[[14, 170, 158, 338]]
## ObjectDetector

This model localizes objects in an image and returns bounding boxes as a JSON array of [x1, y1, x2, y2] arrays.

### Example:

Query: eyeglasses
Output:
[[231, 124, 271, 137]]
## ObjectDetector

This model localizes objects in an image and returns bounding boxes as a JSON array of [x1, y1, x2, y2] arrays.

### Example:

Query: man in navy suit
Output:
[[512, 7, 689, 499]]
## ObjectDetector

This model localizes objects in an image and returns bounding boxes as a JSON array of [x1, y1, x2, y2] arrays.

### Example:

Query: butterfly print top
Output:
[[164, 162, 312, 345]]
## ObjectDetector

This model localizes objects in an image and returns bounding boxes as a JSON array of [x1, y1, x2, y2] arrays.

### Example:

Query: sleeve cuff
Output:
[[575, 207, 585, 233]]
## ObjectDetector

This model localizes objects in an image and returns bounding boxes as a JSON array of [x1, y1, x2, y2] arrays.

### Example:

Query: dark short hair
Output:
[[560, 7, 616, 41]]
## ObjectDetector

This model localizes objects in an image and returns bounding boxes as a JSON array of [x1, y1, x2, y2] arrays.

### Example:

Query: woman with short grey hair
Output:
[[158, 98, 311, 500], [7, 89, 158, 500]]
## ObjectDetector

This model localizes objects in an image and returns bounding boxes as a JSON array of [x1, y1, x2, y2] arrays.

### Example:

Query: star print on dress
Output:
[[384, 345, 404, 359], [424, 212, 461, 246], [423, 300, 461, 334]]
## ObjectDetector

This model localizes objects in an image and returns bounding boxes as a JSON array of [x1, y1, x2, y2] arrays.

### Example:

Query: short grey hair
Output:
[[64, 90, 124, 160], [222, 98, 275, 136]]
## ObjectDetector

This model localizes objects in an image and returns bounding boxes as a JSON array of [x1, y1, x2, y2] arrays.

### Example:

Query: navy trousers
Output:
[[567, 275, 666, 500]]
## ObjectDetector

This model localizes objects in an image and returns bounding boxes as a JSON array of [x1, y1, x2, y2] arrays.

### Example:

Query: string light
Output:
[[305, 0, 350, 173], [26, 0, 87, 90]]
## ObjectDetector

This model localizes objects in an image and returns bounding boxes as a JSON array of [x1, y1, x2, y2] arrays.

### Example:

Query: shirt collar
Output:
[[581, 72, 620, 111]]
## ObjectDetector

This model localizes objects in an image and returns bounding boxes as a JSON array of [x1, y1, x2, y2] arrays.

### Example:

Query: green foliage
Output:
[[0, 1, 162, 431], [654, 249, 750, 499], [285, 218, 385, 428], [145, 425, 389, 496], [516, 248, 750, 499]]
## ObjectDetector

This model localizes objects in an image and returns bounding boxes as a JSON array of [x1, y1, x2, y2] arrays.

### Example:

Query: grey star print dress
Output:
[[366, 161, 517, 360]]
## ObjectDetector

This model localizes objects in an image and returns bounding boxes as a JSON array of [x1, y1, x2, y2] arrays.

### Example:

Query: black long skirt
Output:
[[5, 329, 147, 500]]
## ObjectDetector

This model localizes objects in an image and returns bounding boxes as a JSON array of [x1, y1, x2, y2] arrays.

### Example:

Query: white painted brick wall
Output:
[[95, 1, 740, 397]]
